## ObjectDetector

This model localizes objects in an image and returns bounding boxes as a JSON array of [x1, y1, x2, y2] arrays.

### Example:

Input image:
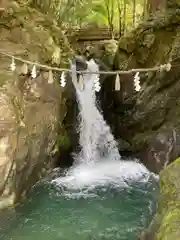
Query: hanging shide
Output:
[[48, 70, 54, 84], [60, 71, 66, 87], [21, 63, 28, 75], [3, 50, 172, 92], [31, 65, 37, 79], [115, 74, 120, 91], [10, 57, 16, 71], [133, 72, 141, 92]]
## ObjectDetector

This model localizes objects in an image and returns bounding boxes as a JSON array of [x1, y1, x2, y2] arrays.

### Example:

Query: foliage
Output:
[[31, 0, 157, 36]]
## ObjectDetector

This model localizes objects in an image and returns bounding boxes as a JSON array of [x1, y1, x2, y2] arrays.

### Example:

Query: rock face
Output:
[[0, 1, 72, 209], [140, 158, 180, 240], [101, 5, 180, 238], [102, 4, 180, 173]]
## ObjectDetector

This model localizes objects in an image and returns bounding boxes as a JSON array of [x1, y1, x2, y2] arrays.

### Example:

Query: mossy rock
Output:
[[0, 1, 73, 68], [159, 157, 180, 209], [156, 158, 180, 239], [143, 158, 180, 240], [157, 207, 180, 239]]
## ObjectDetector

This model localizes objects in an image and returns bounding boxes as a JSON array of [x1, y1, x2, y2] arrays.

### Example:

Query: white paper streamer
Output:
[[10, 57, 16, 71], [31, 65, 37, 78], [48, 70, 54, 84], [134, 72, 141, 92], [21, 63, 28, 74], [115, 74, 120, 91], [60, 71, 66, 87]]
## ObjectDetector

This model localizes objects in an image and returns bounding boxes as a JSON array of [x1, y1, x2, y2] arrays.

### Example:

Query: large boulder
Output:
[[0, 1, 72, 209], [103, 4, 180, 172], [140, 157, 180, 240]]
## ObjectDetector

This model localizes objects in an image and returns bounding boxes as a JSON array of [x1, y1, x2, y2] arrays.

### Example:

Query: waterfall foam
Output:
[[52, 59, 158, 194]]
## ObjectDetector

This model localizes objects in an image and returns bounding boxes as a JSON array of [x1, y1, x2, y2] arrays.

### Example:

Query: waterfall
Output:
[[52, 58, 157, 193], [72, 58, 120, 165]]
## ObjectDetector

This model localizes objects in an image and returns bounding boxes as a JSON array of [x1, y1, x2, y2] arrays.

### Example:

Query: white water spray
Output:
[[52, 59, 157, 193], [73, 59, 120, 164]]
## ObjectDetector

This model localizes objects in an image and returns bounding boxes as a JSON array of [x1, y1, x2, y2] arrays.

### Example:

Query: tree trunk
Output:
[[104, 0, 114, 39], [133, 0, 136, 27], [143, 0, 147, 19], [117, 0, 122, 37], [123, 0, 127, 35]]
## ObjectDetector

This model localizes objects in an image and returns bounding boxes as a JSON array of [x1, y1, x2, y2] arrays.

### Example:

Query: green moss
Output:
[[157, 207, 180, 240], [152, 158, 180, 239], [160, 158, 180, 202], [56, 131, 70, 149]]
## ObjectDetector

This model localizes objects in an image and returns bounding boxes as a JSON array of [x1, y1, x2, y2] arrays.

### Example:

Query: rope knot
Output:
[[159, 63, 171, 72]]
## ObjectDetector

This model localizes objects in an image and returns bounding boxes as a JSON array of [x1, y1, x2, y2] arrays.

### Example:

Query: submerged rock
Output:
[[0, 1, 72, 208]]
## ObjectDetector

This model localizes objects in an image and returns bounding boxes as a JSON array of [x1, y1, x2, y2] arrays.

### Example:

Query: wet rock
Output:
[[0, 1, 72, 208], [142, 129, 180, 173], [108, 7, 180, 237], [117, 138, 134, 157], [100, 4, 180, 173], [80, 39, 118, 70]]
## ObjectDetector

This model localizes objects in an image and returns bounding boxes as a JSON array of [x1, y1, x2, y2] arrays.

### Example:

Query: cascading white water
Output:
[[73, 59, 120, 165], [52, 59, 158, 193]]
